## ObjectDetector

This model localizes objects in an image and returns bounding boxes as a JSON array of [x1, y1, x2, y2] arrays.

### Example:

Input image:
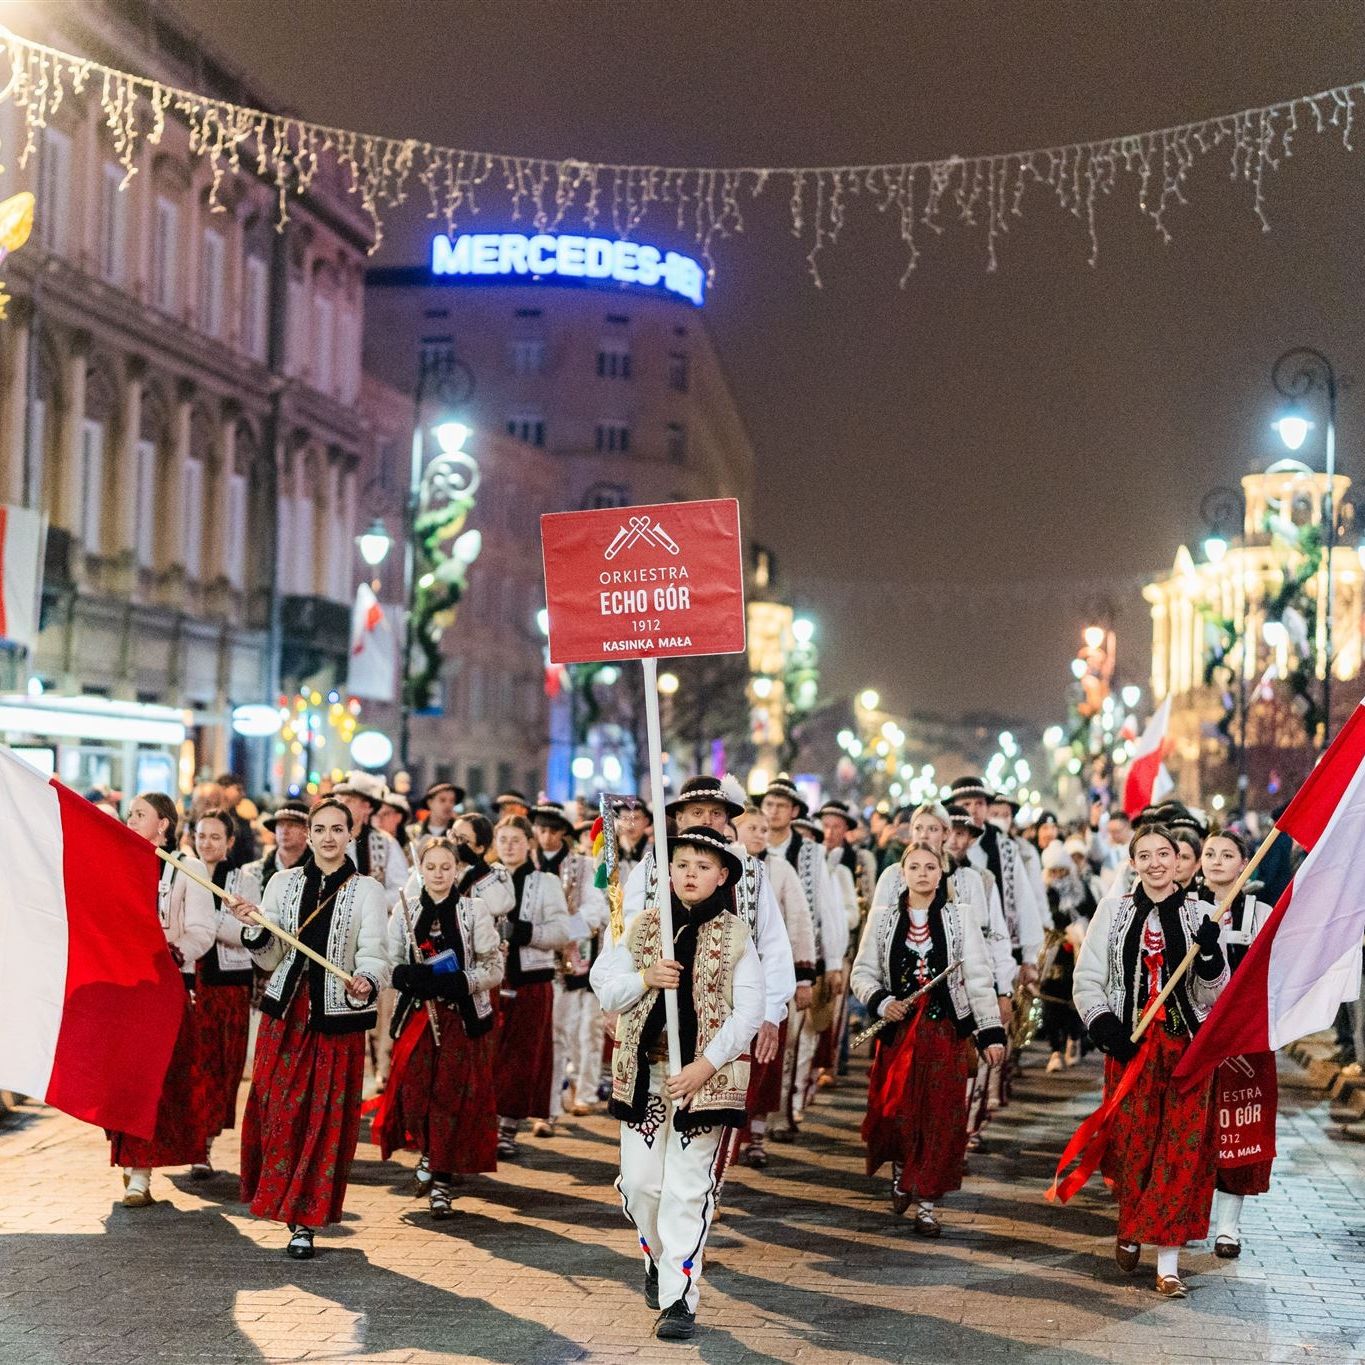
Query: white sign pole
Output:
[[640, 655, 682, 1076]]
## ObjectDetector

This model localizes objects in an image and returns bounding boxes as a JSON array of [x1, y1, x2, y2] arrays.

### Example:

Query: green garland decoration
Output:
[[404, 493, 477, 715]]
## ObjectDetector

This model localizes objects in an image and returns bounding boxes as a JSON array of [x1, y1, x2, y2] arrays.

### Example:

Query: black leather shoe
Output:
[[286, 1226, 315, 1260], [644, 1261, 660, 1310], [655, 1299, 696, 1341]]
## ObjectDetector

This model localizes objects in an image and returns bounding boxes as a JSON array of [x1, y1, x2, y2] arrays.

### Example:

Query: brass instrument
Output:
[[850, 956, 964, 1049], [1006, 928, 1064, 1053]]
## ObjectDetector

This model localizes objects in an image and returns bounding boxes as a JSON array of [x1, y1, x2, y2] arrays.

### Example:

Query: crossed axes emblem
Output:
[[603, 515, 681, 560]]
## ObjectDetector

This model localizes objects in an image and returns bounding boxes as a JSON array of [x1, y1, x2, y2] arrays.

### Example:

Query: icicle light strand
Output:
[[0, 24, 1360, 287]]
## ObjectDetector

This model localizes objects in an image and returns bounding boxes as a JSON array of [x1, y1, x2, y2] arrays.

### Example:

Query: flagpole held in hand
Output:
[[1129, 824, 1281, 1043], [154, 846, 355, 985]]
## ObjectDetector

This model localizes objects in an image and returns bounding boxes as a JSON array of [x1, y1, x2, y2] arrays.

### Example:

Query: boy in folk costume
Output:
[[407, 780, 463, 848], [532, 801, 610, 1127], [248, 800, 314, 890], [591, 826, 764, 1342]]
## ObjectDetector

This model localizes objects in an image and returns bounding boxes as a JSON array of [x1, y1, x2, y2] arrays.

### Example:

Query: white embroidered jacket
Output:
[[387, 887, 503, 1032]]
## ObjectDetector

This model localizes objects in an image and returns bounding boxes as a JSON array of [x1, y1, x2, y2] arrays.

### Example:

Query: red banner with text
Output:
[[540, 499, 746, 664]]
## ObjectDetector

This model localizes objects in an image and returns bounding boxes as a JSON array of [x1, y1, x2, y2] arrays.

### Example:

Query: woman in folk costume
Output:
[[228, 798, 390, 1260], [1040, 838, 1094, 1073], [110, 793, 216, 1207], [188, 808, 261, 1180], [591, 825, 764, 1343], [1072, 824, 1227, 1297], [734, 804, 816, 1169], [1200, 828, 1278, 1260], [852, 842, 1005, 1234], [374, 837, 503, 1217], [491, 814, 572, 1158]]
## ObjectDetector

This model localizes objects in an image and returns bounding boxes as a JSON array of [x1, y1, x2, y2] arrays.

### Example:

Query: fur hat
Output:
[[1042, 840, 1073, 872]]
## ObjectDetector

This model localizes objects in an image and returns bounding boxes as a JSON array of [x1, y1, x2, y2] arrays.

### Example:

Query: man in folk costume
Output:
[[812, 800, 868, 1088], [622, 776, 796, 1072], [334, 770, 407, 907], [407, 780, 464, 849], [494, 790, 532, 821], [763, 775, 846, 1140], [374, 787, 413, 859], [248, 800, 314, 891], [614, 800, 653, 883], [229, 798, 391, 1259], [734, 804, 816, 1167], [532, 801, 610, 1127], [992, 791, 1048, 927], [592, 825, 764, 1342]]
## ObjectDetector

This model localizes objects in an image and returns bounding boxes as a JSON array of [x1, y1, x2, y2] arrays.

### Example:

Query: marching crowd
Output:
[[90, 765, 1291, 1343]]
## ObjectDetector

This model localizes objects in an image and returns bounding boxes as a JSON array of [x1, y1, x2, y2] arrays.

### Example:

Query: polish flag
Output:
[[1175, 700, 1365, 1084], [346, 581, 398, 702], [1122, 696, 1174, 818], [0, 503, 44, 652], [0, 747, 184, 1136]]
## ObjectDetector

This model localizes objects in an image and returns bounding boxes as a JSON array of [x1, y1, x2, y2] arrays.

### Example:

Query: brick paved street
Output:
[[2, 1047, 1363, 1364]]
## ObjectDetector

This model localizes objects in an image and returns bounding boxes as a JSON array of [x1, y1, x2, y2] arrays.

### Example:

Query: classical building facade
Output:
[[0, 0, 373, 796], [1143, 460, 1365, 810]]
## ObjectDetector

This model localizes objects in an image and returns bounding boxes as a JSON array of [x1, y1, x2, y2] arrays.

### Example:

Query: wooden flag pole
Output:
[[641, 656, 682, 1076], [154, 846, 354, 985], [1130, 824, 1281, 1043]]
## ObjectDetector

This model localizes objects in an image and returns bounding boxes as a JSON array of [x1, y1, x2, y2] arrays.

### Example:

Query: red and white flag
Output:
[[1123, 695, 1174, 818], [1175, 700, 1365, 1084], [0, 747, 184, 1136], [0, 503, 44, 651], [346, 581, 398, 702]]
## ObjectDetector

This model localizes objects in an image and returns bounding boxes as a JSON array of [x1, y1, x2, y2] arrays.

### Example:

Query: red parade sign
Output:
[[1215, 1052, 1278, 1169], [540, 498, 746, 665]]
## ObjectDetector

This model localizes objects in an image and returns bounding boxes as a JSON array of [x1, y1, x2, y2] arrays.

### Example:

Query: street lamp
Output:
[[1272, 345, 1339, 746], [858, 688, 880, 712], [791, 616, 815, 645], [657, 671, 680, 696], [356, 517, 392, 568], [1201, 484, 1250, 815]]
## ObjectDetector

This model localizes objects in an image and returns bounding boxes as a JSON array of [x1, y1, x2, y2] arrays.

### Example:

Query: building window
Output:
[[666, 422, 687, 464], [182, 456, 204, 577], [606, 313, 630, 326], [420, 334, 456, 375], [36, 127, 71, 254], [467, 667, 486, 724], [99, 164, 128, 286], [134, 437, 156, 566], [514, 307, 542, 319], [595, 421, 631, 454], [668, 351, 690, 393], [597, 339, 632, 379], [152, 196, 179, 312], [311, 291, 334, 392], [78, 420, 104, 553], [466, 763, 486, 798], [242, 255, 269, 361], [227, 471, 247, 589], [507, 412, 546, 448], [510, 338, 546, 376], [583, 483, 630, 510], [198, 228, 226, 338]]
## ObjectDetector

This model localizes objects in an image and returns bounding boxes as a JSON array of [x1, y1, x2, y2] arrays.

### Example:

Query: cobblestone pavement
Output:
[[1, 1045, 1362, 1364]]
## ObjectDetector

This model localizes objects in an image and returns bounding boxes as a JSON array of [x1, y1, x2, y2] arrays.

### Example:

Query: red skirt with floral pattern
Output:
[[376, 1003, 498, 1174], [1111, 1026, 1217, 1245], [862, 1013, 976, 1200], [109, 989, 204, 1169], [494, 981, 555, 1119], [191, 977, 251, 1145], [239, 986, 365, 1227]]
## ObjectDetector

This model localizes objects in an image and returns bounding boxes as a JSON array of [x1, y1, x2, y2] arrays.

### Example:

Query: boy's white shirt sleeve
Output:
[[590, 938, 645, 1014], [751, 872, 796, 1025], [622, 857, 649, 915], [702, 938, 764, 1070], [818, 861, 850, 965]]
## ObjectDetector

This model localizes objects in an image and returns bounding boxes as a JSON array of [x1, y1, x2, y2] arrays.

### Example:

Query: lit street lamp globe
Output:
[[858, 688, 880, 711], [357, 517, 392, 567], [792, 616, 816, 645], [657, 672, 680, 696]]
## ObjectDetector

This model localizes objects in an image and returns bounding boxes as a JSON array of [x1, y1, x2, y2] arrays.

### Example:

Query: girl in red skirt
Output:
[[228, 797, 390, 1259], [850, 843, 1005, 1235], [375, 837, 504, 1217], [490, 815, 571, 1158], [110, 793, 216, 1207], [189, 808, 261, 1180], [1201, 828, 1278, 1259], [1074, 825, 1227, 1297]]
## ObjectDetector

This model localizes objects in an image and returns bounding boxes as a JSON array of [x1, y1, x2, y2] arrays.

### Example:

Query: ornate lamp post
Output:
[[1271, 346, 1339, 747], [1200, 484, 1250, 815]]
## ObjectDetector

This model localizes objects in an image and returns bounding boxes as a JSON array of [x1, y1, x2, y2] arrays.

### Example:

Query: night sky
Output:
[[169, 0, 1365, 726]]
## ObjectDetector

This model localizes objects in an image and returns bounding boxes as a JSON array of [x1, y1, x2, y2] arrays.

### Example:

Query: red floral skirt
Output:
[[862, 1013, 975, 1199], [109, 990, 204, 1169], [375, 1004, 498, 1174], [192, 979, 251, 1146], [239, 987, 366, 1228], [494, 981, 555, 1119], [746, 1017, 788, 1116], [1111, 1026, 1217, 1245]]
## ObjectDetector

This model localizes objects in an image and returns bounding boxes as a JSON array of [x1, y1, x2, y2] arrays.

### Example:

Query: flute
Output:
[[849, 956, 964, 1049]]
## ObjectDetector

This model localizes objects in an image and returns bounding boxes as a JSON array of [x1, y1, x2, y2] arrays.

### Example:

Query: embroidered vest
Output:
[[610, 907, 751, 1118]]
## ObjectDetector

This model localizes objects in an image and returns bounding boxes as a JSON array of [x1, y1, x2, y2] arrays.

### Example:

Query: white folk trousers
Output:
[[616, 1062, 735, 1314], [551, 980, 604, 1118]]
